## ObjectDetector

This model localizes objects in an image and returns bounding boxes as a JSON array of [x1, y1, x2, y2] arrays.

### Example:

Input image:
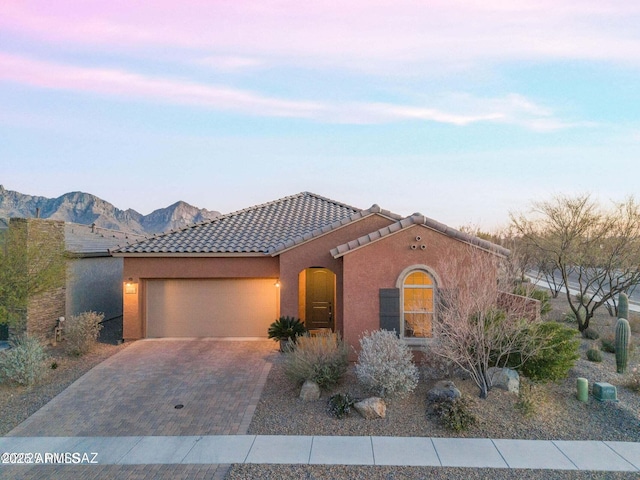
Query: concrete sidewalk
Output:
[[1, 435, 639, 471]]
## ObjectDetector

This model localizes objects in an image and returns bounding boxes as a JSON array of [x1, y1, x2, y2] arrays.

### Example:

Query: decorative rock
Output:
[[488, 367, 520, 394], [299, 380, 320, 401], [426, 380, 461, 403], [354, 397, 386, 419]]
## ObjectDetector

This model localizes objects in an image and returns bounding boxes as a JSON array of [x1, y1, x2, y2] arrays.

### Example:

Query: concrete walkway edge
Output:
[[1, 436, 638, 471]]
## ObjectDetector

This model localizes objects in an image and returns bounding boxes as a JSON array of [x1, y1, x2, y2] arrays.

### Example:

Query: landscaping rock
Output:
[[299, 380, 320, 401], [488, 367, 519, 394], [354, 397, 386, 419], [426, 380, 461, 403]]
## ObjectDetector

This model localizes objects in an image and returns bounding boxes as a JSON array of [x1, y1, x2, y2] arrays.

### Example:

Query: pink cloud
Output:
[[2, 1, 640, 72]]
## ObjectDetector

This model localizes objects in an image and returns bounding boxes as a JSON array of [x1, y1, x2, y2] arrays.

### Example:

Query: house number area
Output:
[[1, 451, 99, 464]]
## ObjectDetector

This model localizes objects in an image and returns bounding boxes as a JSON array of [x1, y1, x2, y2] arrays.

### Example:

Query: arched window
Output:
[[402, 270, 436, 339]]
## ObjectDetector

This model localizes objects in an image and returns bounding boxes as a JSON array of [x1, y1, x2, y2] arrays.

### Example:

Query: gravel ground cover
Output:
[[0, 316, 128, 436], [228, 295, 640, 479]]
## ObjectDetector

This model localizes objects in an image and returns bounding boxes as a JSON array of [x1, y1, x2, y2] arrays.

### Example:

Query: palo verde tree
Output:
[[510, 194, 640, 334], [0, 219, 66, 331]]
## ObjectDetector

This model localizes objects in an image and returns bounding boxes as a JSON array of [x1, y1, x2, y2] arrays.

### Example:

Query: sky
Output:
[[1, 1, 639, 230]]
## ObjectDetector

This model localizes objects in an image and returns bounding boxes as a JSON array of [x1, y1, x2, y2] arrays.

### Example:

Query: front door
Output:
[[305, 268, 335, 330]]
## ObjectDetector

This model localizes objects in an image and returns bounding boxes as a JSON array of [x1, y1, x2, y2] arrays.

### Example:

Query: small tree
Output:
[[431, 246, 547, 399], [511, 194, 640, 334], [0, 220, 66, 331]]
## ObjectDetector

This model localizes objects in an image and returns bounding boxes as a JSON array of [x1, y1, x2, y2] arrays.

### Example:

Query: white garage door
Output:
[[146, 279, 278, 337]]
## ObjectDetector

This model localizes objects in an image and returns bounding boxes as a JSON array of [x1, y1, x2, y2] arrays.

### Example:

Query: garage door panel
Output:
[[146, 279, 277, 337]]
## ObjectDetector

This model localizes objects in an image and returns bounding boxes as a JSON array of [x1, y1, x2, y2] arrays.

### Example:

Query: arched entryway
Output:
[[299, 267, 336, 331]]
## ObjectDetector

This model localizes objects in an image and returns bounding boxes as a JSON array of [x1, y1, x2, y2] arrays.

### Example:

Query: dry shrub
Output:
[[64, 311, 104, 356], [0, 334, 48, 386], [283, 333, 349, 390]]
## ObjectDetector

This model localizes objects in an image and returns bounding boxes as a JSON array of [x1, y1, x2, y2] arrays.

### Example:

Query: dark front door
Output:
[[305, 268, 335, 330]]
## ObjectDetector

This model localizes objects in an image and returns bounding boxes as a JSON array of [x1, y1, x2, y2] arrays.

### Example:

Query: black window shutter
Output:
[[379, 288, 400, 335]]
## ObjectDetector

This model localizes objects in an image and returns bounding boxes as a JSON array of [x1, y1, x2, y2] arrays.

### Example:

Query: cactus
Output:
[[615, 318, 631, 374], [618, 292, 629, 320]]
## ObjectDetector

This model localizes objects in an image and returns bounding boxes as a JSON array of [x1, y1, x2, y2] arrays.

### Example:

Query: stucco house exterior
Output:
[[112, 192, 512, 351]]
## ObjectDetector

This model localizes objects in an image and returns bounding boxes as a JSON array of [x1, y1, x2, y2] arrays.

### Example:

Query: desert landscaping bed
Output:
[[0, 317, 128, 436]]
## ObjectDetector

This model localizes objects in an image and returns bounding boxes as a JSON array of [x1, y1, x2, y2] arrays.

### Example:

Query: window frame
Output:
[[396, 265, 440, 346]]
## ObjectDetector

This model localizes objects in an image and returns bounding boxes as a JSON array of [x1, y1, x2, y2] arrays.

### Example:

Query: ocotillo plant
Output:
[[618, 292, 629, 320], [615, 317, 631, 374]]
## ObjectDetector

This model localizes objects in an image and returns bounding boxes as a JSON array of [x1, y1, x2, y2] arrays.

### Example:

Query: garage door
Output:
[[146, 279, 278, 337]]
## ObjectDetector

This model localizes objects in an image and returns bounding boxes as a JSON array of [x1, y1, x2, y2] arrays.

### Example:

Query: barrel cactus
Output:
[[615, 317, 631, 374], [618, 292, 629, 320]]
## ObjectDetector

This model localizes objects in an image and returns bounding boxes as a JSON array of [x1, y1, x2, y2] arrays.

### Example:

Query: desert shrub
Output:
[[504, 322, 580, 383], [627, 366, 640, 393], [0, 335, 48, 386], [327, 392, 355, 419], [355, 330, 419, 397], [513, 285, 551, 316], [601, 335, 616, 353], [515, 378, 546, 417], [583, 328, 600, 340], [268, 316, 306, 341], [431, 396, 476, 431], [283, 333, 349, 390], [64, 311, 104, 356], [586, 348, 603, 362]]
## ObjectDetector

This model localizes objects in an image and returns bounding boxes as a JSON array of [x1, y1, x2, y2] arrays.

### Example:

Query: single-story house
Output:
[[112, 192, 514, 351]]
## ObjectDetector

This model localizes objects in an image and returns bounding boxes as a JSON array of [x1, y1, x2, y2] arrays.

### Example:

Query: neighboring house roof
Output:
[[330, 213, 510, 258], [111, 192, 360, 255], [65, 223, 147, 257]]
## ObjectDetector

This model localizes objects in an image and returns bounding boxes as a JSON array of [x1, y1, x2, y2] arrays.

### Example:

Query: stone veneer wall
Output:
[[9, 218, 66, 342]]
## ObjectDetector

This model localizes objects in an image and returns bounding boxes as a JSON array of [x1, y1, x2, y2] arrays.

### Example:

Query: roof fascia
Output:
[[109, 252, 268, 258]]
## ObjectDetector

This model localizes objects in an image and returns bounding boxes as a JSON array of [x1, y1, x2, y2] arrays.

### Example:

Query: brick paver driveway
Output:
[[8, 339, 277, 437]]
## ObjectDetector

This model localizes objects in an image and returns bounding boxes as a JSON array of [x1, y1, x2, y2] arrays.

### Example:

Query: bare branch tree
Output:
[[511, 194, 640, 333], [429, 246, 545, 399]]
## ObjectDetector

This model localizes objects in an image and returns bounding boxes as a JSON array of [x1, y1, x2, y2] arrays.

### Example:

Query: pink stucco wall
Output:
[[278, 214, 394, 333], [341, 224, 498, 352]]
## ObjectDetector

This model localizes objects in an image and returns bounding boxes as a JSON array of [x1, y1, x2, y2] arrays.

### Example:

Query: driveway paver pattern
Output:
[[8, 339, 276, 437]]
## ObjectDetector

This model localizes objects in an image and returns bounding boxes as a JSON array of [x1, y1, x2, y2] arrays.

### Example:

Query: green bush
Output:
[[505, 322, 580, 383], [327, 393, 355, 419], [283, 333, 349, 390], [0, 335, 48, 386], [64, 311, 104, 356], [583, 328, 600, 340], [513, 285, 552, 316], [431, 396, 476, 431], [586, 348, 603, 362], [355, 330, 419, 397], [600, 335, 616, 353]]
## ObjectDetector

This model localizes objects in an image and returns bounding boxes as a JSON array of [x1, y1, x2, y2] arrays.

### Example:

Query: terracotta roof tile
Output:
[[330, 213, 510, 258]]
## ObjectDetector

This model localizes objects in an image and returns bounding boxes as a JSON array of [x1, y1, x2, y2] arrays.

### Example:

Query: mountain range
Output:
[[0, 185, 220, 235]]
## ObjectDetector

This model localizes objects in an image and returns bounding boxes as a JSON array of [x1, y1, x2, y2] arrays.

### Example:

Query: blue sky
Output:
[[1, 1, 639, 229]]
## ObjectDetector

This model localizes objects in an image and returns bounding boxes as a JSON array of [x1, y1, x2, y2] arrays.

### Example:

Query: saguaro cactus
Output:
[[615, 318, 631, 374], [618, 292, 629, 320]]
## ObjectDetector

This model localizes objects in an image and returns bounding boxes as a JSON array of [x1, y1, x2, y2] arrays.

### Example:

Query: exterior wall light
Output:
[[274, 280, 281, 288], [125, 277, 137, 294]]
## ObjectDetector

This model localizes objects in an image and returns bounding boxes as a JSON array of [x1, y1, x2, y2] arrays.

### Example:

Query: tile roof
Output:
[[267, 204, 403, 255], [330, 213, 510, 258], [65, 223, 147, 256], [111, 192, 361, 255]]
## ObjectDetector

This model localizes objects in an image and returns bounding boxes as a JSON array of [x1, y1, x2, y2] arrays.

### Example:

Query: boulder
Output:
[[488, 367, 519, 394], [426, 380, 461, 403], [300, 380, 320, 401], [354, 397, 386, 419]]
